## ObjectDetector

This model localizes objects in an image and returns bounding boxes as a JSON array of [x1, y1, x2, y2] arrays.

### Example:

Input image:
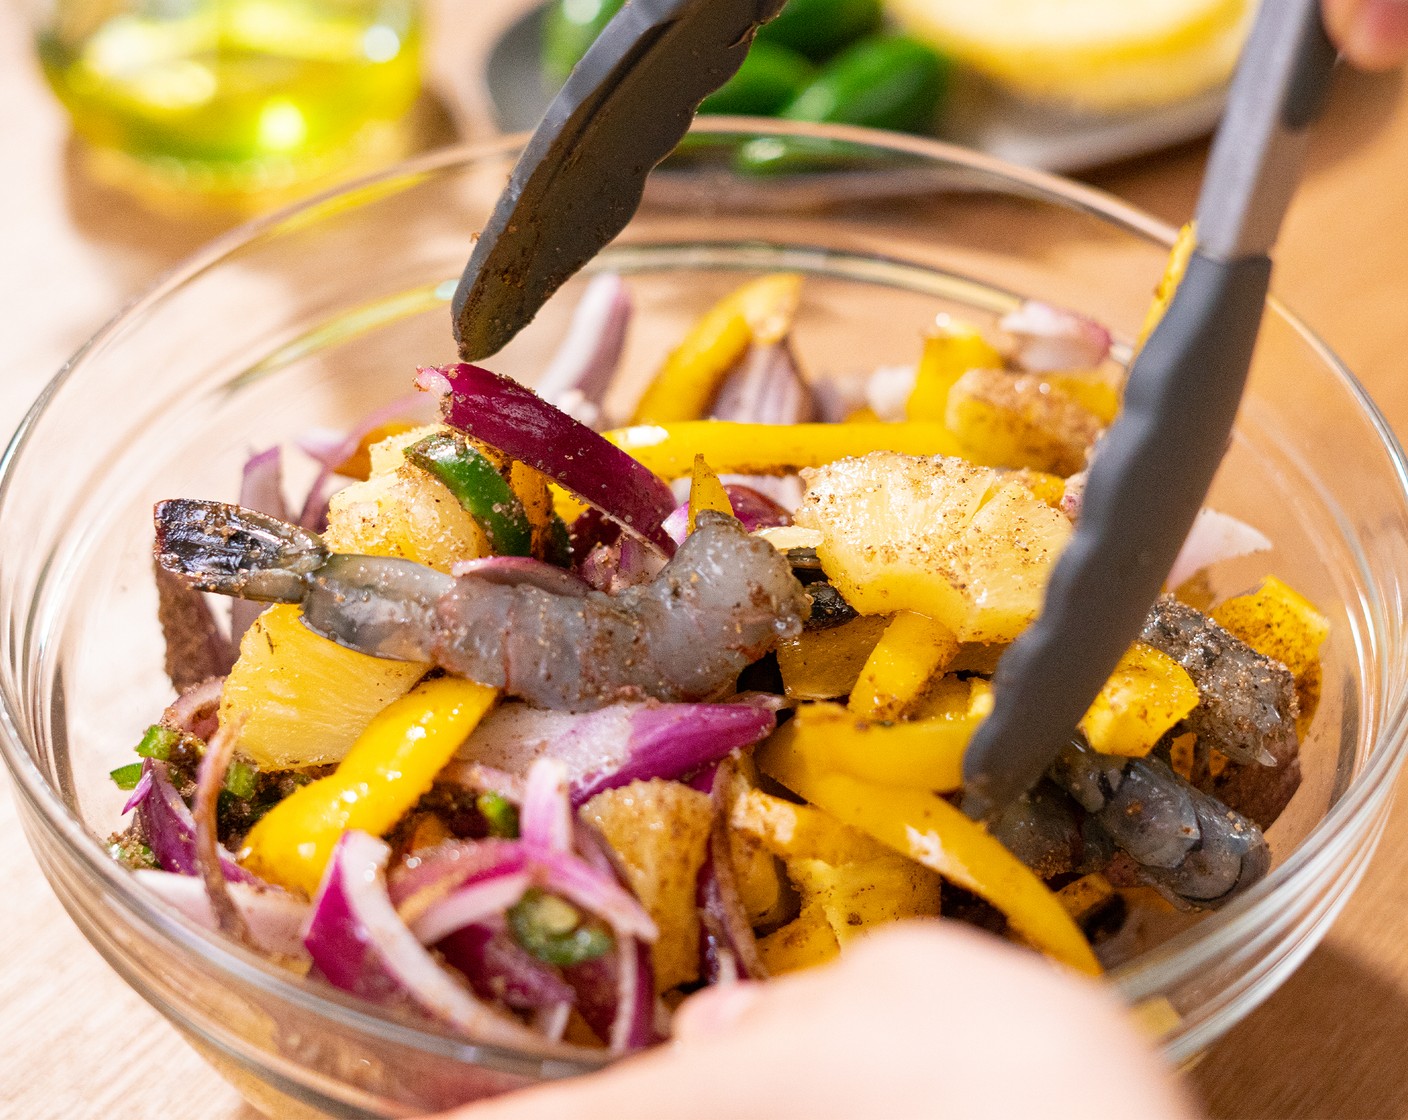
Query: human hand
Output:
[[429, 923, 1196, 1120], [1324, 0, 1408, 69]]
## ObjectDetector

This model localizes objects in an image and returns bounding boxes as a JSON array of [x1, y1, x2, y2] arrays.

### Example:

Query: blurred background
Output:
[[3, 1, 1408, 1117]]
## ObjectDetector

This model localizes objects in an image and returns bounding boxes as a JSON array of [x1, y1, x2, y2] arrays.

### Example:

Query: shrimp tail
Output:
[[153, 499, 327, 604]]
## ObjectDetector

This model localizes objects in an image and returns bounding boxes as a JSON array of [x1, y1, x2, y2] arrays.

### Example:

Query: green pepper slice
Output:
[[508, 889, 615, 966], [405, 432, 533, 557]]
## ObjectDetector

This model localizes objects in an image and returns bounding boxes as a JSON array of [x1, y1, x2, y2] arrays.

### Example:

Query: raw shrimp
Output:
[[1140, 596, 1299, 767], [154, 501, 807, 710], [1051, 743, 1270, 907]]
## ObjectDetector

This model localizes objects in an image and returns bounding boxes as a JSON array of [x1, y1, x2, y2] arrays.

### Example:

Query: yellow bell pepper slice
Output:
[[906, 316, 1003, 422], [757, 731, 1101, 976], [508, 461, 557, 561], [849, 611, 959, 720], [687, 454, 733, 534], [731, 786, 890, 865], [604, 421, 963, 479], [1139, 221, 1196, 346], [776, 614, 889, 701], [769, 702, 972, 792], [631, 274, 802, 423], [242, 677, 498, 895], [756, 901, 840, 974], [1210, 575, 1329, 681], [1078, 642, 1200, 758]]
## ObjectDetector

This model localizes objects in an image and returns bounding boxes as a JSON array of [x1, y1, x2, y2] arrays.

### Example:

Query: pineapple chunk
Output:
[[756, 902, 840, 974], [795, 452, 995, 630], [365, 423, 448, 476], [580, 780, 713, 993], [796, 454, 1071, 642], [219, 605, 427, 770], [944, 480, 1074, 642], [945, 368, 1104, 476], [324, 465, 490, 572], [718, 760, 789, 927], [787, 855, 942, 946]]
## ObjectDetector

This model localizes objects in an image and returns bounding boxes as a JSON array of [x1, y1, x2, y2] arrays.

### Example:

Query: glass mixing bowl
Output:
[[4, 120, 1408, 1118]]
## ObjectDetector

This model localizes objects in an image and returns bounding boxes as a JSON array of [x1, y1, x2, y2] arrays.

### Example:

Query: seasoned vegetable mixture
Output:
[[112, 263, 1327, 1055]]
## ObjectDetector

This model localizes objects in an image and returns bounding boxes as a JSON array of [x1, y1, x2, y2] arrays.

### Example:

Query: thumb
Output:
[[1323, 0, 1408, 69]]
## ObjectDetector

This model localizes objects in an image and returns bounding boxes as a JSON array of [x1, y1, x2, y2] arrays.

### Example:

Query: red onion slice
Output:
[[438, 919, 576, 1011], [450, 556, 591, 598], [450, 700, 776, 807], [530, 848, 657, 942], [162, 676, 224, 739], [122, 766, 154, 814], [192, 720, 251, 942], [140, 761, 257, 884], [389, 838, 528, 923], [520, 759, 573, 854], [295, 393, 429, 474], [697, 762, 767, 982], [418, 363, 677, 557], [295, 392, 430, 531], [1000, 300, 1113, 373], [1166, 508, 1272, 590], [568, 825, 663, 1051], [710, 341, 814, 426], [535, 273, 631, 428], [533, 1001, 573, 1042], [410, 870, 533, 945], [304, 831, 558, 1049], [134, 869, 309, 959]]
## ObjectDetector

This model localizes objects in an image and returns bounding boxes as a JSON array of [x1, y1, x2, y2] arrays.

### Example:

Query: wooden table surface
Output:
[[3, 4, 1408, 1117]]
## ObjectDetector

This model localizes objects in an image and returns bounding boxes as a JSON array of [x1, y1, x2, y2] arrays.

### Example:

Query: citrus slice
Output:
[[885, 0, 1252, 112]]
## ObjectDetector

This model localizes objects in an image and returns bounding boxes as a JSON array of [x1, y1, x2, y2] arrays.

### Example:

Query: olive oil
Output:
[[38, 0, 422, 196]]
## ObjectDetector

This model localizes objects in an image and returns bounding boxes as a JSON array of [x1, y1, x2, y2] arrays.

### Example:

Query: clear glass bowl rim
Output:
[[4, 117, 1408, 1074]]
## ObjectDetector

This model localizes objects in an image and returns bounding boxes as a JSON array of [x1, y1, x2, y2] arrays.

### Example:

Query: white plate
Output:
[[482, 3, 1228, 174]]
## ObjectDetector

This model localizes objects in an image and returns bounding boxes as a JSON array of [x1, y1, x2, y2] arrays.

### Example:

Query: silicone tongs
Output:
[[452, 0, 788, 360], [454, 0, 1337, 820], [960, 0, 1338, 819]]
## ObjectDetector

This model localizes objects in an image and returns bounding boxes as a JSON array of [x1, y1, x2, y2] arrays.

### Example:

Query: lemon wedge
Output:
[[884, 0, 1253, 112]]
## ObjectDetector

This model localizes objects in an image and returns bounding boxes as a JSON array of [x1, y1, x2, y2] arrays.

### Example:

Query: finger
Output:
[[1323, 0, 1408, 69], [671, 980, 764, 1040]]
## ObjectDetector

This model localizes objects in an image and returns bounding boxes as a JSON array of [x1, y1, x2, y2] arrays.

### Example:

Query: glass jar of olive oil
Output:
[[36, 0, 422, 200]]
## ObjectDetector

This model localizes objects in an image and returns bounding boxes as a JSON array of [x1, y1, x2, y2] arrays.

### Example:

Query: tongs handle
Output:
[[453, 0, 787, 362], [961, 0, 1337, 820]]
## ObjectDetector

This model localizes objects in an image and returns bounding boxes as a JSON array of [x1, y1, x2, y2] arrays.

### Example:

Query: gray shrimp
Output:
[[1140, 596, 1299, 766], [1050, 743, 1269, 908], [154, 500, 807, 710]]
